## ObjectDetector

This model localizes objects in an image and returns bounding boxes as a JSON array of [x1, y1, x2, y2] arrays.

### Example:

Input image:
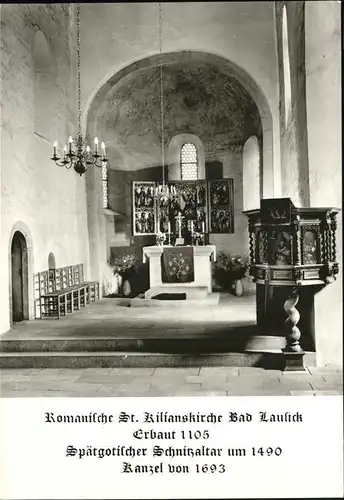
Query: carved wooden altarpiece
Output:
[[132, 179, 234, 236]]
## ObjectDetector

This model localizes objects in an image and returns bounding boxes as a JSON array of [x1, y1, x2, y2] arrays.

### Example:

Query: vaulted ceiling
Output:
[[96, 58, 262, 171]]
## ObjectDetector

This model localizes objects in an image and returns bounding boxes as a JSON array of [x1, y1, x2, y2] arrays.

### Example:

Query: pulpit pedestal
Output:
[[142, 245, 216, 299]]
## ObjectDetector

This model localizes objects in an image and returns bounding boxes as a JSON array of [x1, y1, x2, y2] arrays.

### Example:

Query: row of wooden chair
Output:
[[34, 264, 100, 319]]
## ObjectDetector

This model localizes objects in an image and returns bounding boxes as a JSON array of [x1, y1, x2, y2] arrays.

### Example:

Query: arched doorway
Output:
[[11, 231, 29, 322]]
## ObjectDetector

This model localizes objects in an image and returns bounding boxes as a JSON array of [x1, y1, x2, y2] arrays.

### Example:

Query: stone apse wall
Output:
[[275, 1, 342, 365], [100, 57, 262, 261], [0, 4, 90, 333], [83, 2, 281, 287]]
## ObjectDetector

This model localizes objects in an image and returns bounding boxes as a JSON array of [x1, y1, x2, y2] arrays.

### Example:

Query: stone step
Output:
[[145, 286, 210, 300], [0, 350, 291, 369], [0, 335, 286, 354], [131, 293, 219, 307]]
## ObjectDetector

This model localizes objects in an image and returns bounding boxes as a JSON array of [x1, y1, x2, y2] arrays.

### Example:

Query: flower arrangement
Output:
[[110, 253, 136, 276], [156, 232, 166, 246], [214, 252, 248, 290]]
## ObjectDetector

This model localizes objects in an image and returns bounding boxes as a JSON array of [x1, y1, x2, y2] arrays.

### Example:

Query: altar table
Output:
[[142, 245, 216, 298]]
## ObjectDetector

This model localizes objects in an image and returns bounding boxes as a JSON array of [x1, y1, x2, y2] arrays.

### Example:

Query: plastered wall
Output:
[[0, 4, 90, 332], [275, 1, 342, 365]]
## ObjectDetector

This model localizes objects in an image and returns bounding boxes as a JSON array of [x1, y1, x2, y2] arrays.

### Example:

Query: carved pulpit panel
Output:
[[271, 229, 293, 265], [301, 226, 319, 265], [208, 179, 234, 234], [255, 230, 265, 264], [132, 181, 157, 235]]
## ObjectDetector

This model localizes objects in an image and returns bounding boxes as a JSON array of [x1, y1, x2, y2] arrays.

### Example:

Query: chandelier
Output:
[[51, 3, 108, 176]]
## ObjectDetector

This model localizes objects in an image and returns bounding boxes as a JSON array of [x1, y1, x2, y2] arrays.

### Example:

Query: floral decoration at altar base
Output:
[[213, 252, 248, 295], [109, 253, 136, 296], [156, 232, 166, 246], [113, 273, 123, 295], [233, 279, 244, 297]]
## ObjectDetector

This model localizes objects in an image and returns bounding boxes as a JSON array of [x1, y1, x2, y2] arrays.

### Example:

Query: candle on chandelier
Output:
[[63, 145, 67, 158], [94, 137, 99, 154], [101, 141, 106, 159], [86, 145, 91, 154], [68, 136, 73, 153], [53, 140, 58, 157]]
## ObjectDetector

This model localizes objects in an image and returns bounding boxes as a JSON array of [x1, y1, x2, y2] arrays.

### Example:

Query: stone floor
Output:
[[2, 292, 258, 340], [1, 365, 342, 397], [1, 291, 342, 396]]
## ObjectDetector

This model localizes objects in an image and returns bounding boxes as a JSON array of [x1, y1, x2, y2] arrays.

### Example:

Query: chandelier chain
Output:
[[158, 2, 165, 185], [76, 3, 82, 138], [51, 3, 108, 175]]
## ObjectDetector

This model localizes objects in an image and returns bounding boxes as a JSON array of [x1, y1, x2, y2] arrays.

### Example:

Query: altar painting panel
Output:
[[133, 179, 234, 236], [132, 182, 157, 235], [208, 179, 234, 234], [157, 181, 208, 234]]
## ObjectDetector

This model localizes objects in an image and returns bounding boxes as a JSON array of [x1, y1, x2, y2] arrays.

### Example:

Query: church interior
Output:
[[0, 1, 342, 392]]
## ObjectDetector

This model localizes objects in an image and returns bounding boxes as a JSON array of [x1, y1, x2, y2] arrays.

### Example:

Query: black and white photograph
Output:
[[0, 1, 342, 498]]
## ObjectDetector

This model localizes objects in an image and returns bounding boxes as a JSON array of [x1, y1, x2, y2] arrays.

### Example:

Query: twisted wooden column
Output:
[[283, 288, 305, 370], [284, 288, 302, 352], [330, 215, 337, 262], [248, 223, 255, 264], [293, 215, 301, 266]]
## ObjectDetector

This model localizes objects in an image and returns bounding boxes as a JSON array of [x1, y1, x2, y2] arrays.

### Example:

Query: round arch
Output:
[[86, 50, 274, 198], [8, 222, 35, 325]]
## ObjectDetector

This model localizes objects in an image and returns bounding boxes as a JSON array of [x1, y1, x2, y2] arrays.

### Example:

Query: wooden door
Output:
[[11, 231, 27, 322]]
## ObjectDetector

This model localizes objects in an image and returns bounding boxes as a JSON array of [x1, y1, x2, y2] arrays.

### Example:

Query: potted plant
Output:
[[110, 253, 137, 296], [213, 252, 248, 296]]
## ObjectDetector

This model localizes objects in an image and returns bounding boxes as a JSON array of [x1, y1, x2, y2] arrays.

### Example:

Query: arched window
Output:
[[32, 30, 54, 138], [180, 143, 198, 180], [102, 163, 108, 209], [48, 252, 56, 270], [243, 136, 260, 211], [282, 6, 292, 124]]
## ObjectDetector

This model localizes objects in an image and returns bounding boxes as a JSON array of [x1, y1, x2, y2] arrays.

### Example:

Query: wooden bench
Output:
[[34, 264, 100, 319]]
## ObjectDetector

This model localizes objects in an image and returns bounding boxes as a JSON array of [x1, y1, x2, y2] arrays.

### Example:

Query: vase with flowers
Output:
[[110, 253, 136, 296], [156, 232, 166, 246], [213, 252, 248, 296]]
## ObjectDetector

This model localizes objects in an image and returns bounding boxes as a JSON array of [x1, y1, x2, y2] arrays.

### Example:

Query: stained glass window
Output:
[[102, 163, 108, 209], [181, 143, 198, 180]]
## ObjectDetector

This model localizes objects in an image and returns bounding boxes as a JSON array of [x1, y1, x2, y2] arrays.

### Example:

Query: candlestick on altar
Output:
[[202, 221, 205, 233], [167, 221, 171, 245], [175, 212, 184, 239]]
